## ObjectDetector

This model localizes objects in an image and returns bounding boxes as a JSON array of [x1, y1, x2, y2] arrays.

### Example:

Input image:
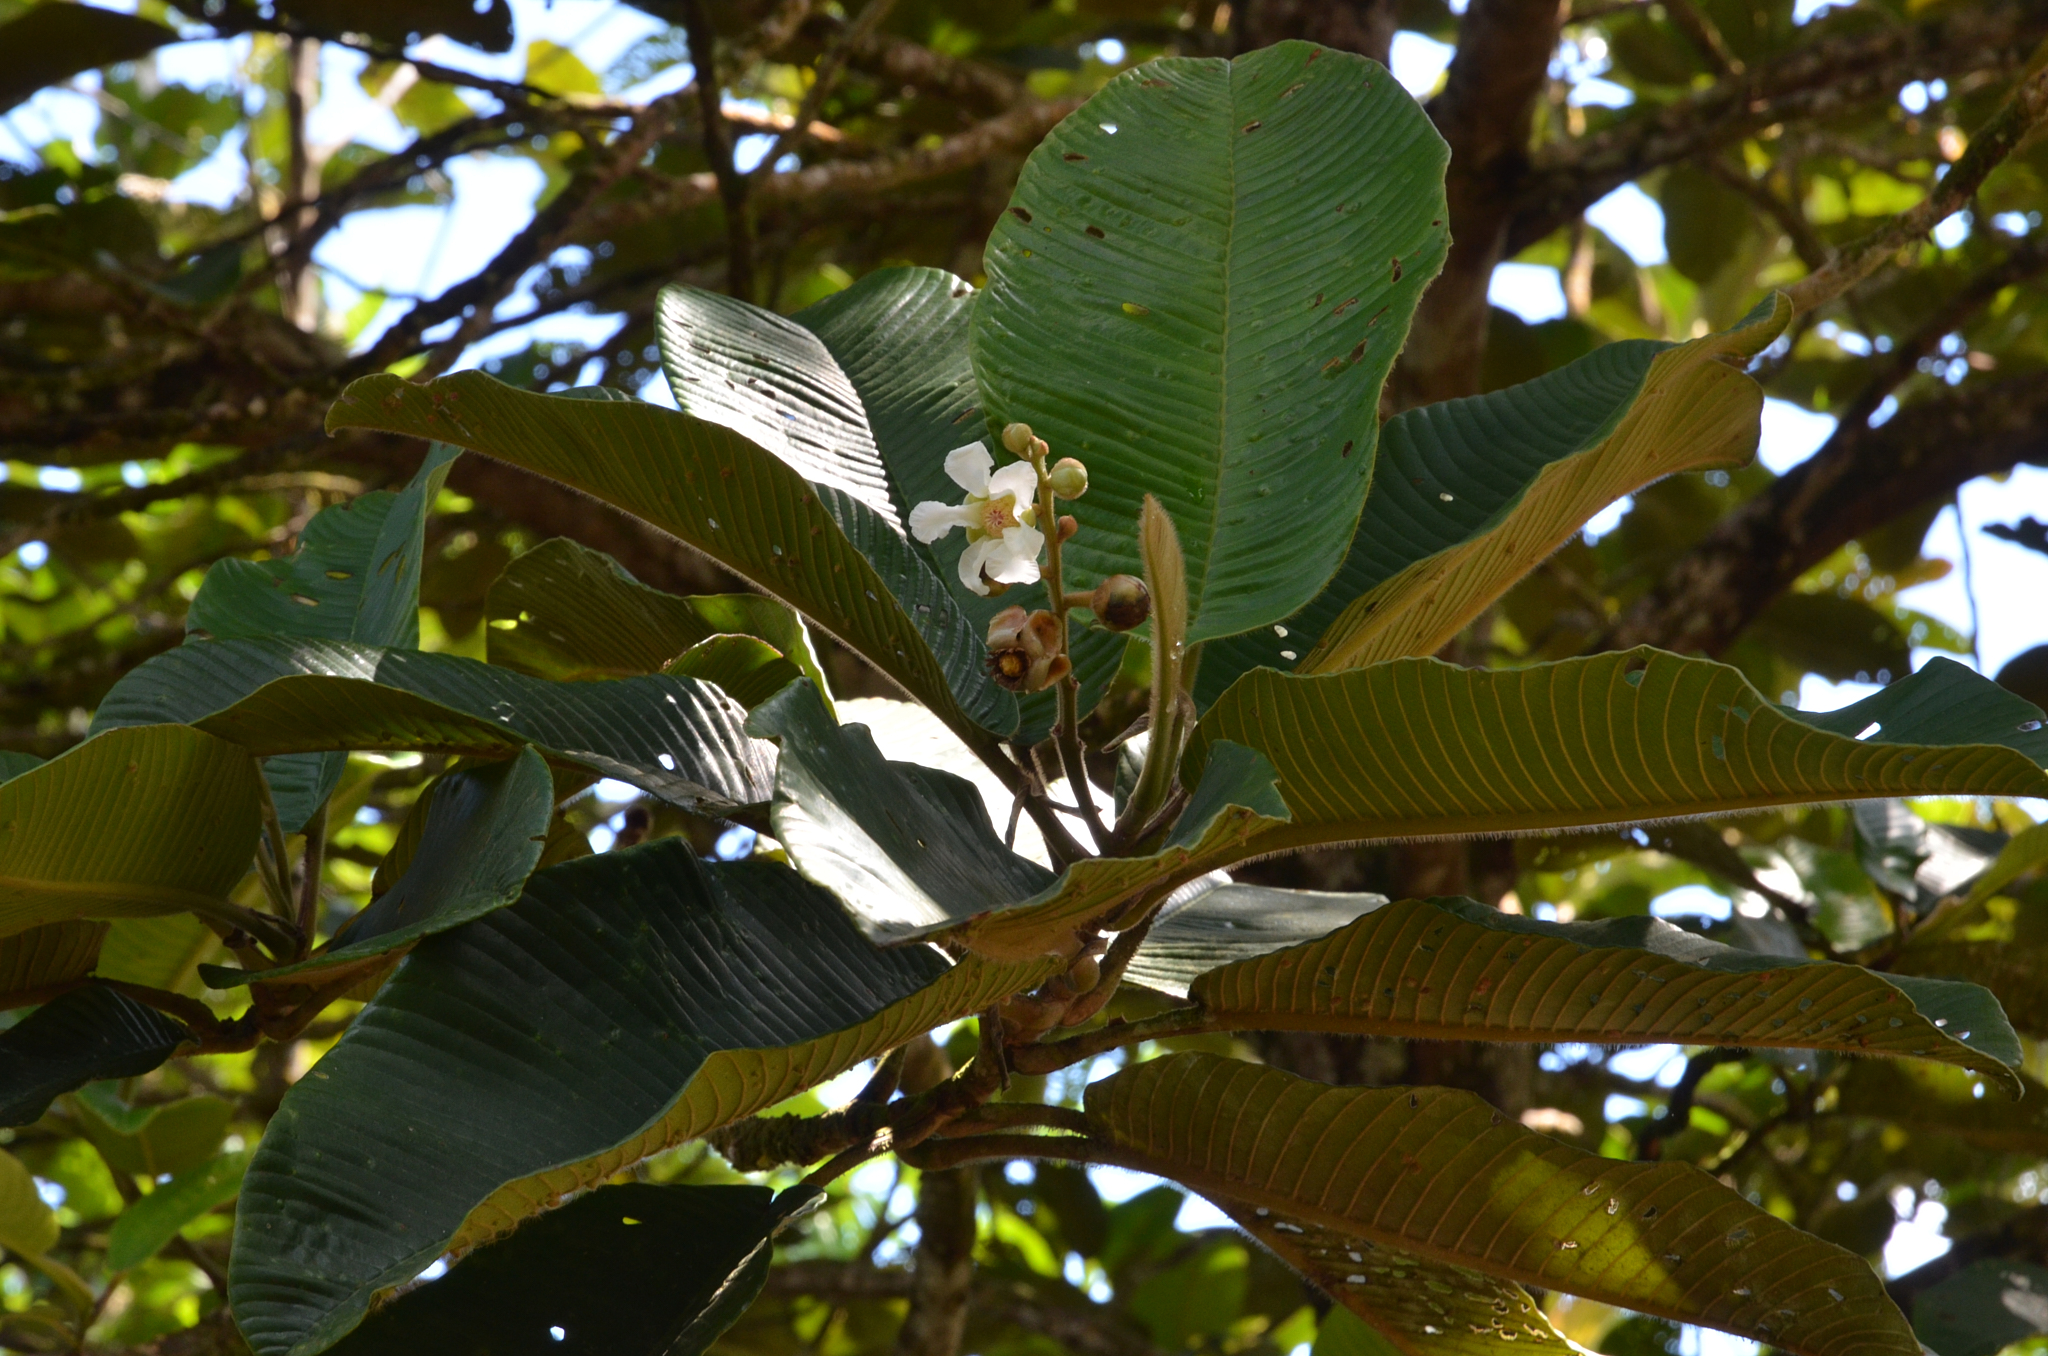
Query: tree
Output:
[[1, 3, 2047, 1355]]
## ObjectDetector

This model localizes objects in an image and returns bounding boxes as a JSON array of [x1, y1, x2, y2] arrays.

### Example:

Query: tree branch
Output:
[[892, 1167, 976, 1356], [680, 0, 756, 299], [1785, 64, 2048, 313]]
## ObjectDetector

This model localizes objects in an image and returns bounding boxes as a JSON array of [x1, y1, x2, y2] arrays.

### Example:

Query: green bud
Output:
[[1001, 422, 1035, 456], [1047, 457, 1089, 500]]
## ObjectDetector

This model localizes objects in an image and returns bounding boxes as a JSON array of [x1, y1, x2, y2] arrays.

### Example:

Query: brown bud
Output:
[[1066, 954, 1101, 995], [1090, 574, 1152, 632], [1029, 436, 1050, 461], [1057, 514, 1079, 543], [986, 606, 1069, 692], [1001, 422, 1034, 456]]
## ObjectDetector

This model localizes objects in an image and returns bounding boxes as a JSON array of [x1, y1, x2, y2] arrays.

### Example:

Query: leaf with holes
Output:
[[1185, 894, 2021, 1094], [95, 638, 772, 816], [972, 42, 1448, 644], [484, 536, 830, 699], [1196, 297, 1789, 701], [1087, 1052, 1919, 1355], [1187, 648, 2048, 862], [0, 725, 262, 939], [326, 372, 1017, 742], [201, 748, 554, 989], [228, 840, 1055, 1356]]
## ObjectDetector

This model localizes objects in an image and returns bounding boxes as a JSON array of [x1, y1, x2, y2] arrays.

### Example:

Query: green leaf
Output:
[[0, 751, 42, 782], [1185, 894, 2021, 1093], [325, 1183, 816, 1356], [95, 639, 773, 817], [181, 445, 458, 829], [663, 635, 807, 711], [327, 371, 1016, 742], [0, 921, 109, 1004], [1237, 1206, 1577, 1354], [202, 749, 554, 988], [954, 740, 1291, 960], [0, 987, 193, 1127], [74, 1086, 233, 1176], [0, 5, 179, 114], [229, 840, 1055, 1356], [747, 680, 1054, 943], [1891, 824, 2048, 1036], [1188, 648, 2048, 864], [1833, 1061, 2048, 1152], [1125, 884, 1380, 998], [484, 537, 831, 700], [1086, 1052, 1919, 1356], [105, 1149, 250, 1272], [0, 1147, 58, 1256], [971, 43, 1449, 644], [0, 726, 263, 938], [1196, 298, 1789, 699], [95, 914, 220, 994], [1912, 1260, 2048, 1356]]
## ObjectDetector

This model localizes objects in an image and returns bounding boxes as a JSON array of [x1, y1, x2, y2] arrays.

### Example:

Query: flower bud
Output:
[[986, 606, 1069, 692], [1001, 422, 1035, 456], [1057, 514, 1079, 543], [1090, 574, 1151, 632], [1047, 457, 1088, 500], [1029, 436, 1050, 461]]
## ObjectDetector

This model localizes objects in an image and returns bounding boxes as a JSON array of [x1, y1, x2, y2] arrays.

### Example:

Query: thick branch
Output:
[[1602, 371, 2048, 656]]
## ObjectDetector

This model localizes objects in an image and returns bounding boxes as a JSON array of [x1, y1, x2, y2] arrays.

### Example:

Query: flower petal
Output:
[[957, 536, 996, 595], [987, 460, 1039, 507], [943, 442, 994, 495], [909, 499, 975, 544], [988, 524, 1044, 586]]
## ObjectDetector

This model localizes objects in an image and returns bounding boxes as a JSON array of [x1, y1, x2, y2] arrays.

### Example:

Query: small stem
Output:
[[1056, 681, 1110, 846], [1008, 1007, 1216, 1076], [295, 801, 326, 956], [900, 1132, 1109, 1173], [253, 775, 295, 918], [938, 1102, 1091, 1137]]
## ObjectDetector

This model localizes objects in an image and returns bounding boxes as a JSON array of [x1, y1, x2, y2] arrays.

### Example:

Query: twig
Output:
[[294, 801, 326, 953], [1785, 64, 2048, 313], [751, 0, 899, 180], [1007, 1007, 1216, 1077], [1635, 1047, 1746, 1159], [680, 0, 757, 300]]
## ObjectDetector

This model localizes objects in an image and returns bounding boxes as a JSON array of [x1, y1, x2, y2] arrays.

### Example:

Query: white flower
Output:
[[908, 442, 1044, 596]]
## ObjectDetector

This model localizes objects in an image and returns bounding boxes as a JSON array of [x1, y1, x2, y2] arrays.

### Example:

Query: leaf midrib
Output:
[[1191, 59, 1243, 634]]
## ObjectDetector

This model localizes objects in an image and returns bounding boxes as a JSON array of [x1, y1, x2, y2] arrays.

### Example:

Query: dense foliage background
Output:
[[3, 0, 2048, 1353]]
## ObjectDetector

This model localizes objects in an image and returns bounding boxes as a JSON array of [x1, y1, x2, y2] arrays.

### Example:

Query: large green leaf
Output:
[[1195, 298, 1788, 701], [0, 987, 194, 1126], [747, 680, 1055, 943], [0, 921, 109, 1005], [1125, 885, 1382, 998], [1086, 1052, 1918, 1355], [1912, 1260, 2048, 1356], [1188, 648, 2048, 861], [325, 1183, 817, 1356], [1184, 894, 2021, 1093], [1231, 1206, 1576, 1353], [0, 5, 178, 114], [203, 749, 554, 988], [95, 638, 773, 816], [1889, 820, 2048, 1031], [0, 725, 263, 938], [229, 840, 1055, 1356], [74, 1085, 233, 1175], [484, 537, 830, 698], [180, 445, 457, 828], [972, 42, 1449, 644], [327, 371, 1017, 740]]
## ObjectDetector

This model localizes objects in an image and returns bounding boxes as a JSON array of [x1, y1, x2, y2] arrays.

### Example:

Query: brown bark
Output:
[[892, 1167, 978, 1356], [1234, 0, 1398, 65], [1391, 0, 1567, 407]]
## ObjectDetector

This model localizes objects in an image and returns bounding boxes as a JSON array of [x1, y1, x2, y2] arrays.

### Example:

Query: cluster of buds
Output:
[[914, 420, 1153, 693]]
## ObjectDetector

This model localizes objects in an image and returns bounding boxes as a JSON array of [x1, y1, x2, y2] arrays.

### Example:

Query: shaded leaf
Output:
[[1833, 1061, 2048, 1153], [272, 0, 514, 52], [1911, 1259, 2048, 1356], [1186, 894, 2021, 1094], [484, 537, 830, 699], [95, 913, 222, 994], [1086, 1052, 1918, 1355], [973, 43, 1449, 644], [0, 987, 193, 1127], [327, 371, 1016, 740], [74, 1086, 233, 1176], [1125, 884, 1381, 998], [96, 638, 773, 817], [202, 748, 554, 988], [0, 1147, 58, 1256], [105, 1149, 250, 1272], [663, 634, 807, 711], [747, 680, 1054, 944], [327, 1183, 817, 1356], [0, 751, 41, 782], [0, 6, 178, 114], [1188, 648, 2048, 863], [0, 922, 109, 1006], [0, 726, 263, 938], [229, 840, 1055, 1356]]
